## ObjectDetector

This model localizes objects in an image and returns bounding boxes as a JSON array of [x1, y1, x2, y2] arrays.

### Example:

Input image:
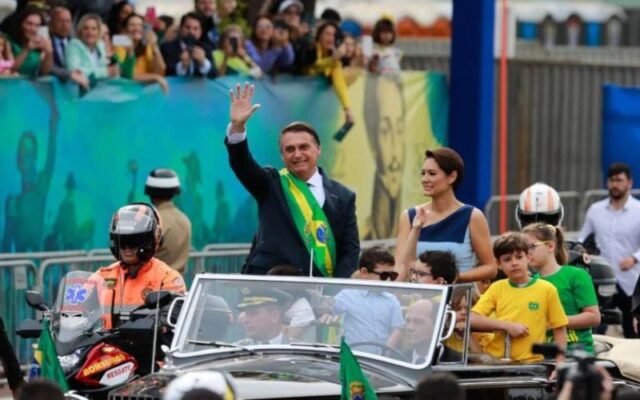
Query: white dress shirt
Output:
[[226, 124, 326, 206], [579, 195, 640, 296]]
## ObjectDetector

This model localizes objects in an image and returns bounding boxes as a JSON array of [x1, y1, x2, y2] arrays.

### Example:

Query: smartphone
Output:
[[145, 6, 157, 24], [229, 37, 239, 54], [112, 34, 133, 47], [361, 35, 373, 59], [37, 26, 49, 39], [333, 121, 354, 142]]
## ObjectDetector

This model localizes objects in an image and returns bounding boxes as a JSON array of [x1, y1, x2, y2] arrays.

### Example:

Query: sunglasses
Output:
[[410, 268, 433, 279], [527, 241, 550, 252], [370, 270, 398, 281]]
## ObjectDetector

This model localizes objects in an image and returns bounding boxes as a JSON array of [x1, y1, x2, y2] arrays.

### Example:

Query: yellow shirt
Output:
[[472, 277, 568, 363], [114, 44, 158, 76]]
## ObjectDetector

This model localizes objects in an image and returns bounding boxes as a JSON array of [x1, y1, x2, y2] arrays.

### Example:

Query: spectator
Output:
[[276, 0, 311, 74], [304, 20, 353, 123], [101, 22, 114, 59], [193, 0, 219, 47], [340, 33, 364, 69], [48, 6, 72, 70], [523, 223, 601, 353], [145, 169, 192, 274], [8, 7, 53, 78], [470, 232, 568, 363], [161, 12, 215, 78], [214, 24, 261, 77], [156, 15, 176, 43], [114, 13, 168, 93], [17, 378, 64, 400], [106, 0, 133, 36], [414, 372, 465, 400], [579, 163, 640, 338], [218, 0, 250, 37], [319, 8, 340, 24], [0, 32, 16, 75], [395, 148, 497, 282], [66, 14, 115, 88], [369, 17, 402, 75], [245, 15, 293, 75]]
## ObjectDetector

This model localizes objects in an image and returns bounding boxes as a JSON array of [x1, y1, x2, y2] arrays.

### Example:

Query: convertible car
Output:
[[108, 275, 640, 400]]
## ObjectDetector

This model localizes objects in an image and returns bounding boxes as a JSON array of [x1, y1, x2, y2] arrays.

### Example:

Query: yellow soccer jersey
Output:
[[471, 276, 568, 363]]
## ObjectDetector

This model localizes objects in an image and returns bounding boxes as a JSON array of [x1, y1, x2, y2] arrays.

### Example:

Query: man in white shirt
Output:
[[579, 163, 640, 338]]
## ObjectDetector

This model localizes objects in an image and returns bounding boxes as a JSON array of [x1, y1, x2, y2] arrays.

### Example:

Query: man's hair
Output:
[[280, 121, 320, 146], [425, 148, 465, 190], [414, 372, 465, 400], [372, 17, 396, 45], [359, 246, 394, 272], [417, 251, 458, 284], [181, 388, 224, 400], [607, 162, 631, 179], [181, 12, 202, 28], [18, 379, 65, 400], [493, 232, 529, 260], [267, 264, 301, 276]]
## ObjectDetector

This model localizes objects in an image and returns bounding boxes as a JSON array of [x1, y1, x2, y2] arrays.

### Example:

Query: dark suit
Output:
[[226, 138, 360, 278], [160, 38, 215, 78]]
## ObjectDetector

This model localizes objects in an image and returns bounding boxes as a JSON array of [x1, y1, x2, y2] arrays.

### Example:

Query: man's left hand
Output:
[[619, 256, 637, 270]]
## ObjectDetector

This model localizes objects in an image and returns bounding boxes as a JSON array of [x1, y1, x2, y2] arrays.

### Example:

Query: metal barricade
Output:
[[182, 250, 249, 287], [37, 255, 116, 305], [87, 248, 112, 257], [202, 243, 251, 252], [0, 250, 86, 261], [0, 260, 39, 364]]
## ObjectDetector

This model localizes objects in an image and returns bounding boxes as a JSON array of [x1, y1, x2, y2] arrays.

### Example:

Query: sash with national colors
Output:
[[279, 169, 337, 277]]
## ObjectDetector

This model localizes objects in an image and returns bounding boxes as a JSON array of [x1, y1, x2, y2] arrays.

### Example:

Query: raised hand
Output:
[[229, 82, 261, 133], [411, 206, 429, 230]]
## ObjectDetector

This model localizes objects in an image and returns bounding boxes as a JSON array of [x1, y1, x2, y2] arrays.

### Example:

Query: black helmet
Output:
[[515, 182, 564, 228], [109, 203, 162, 263], [144, 169, 181, 199]]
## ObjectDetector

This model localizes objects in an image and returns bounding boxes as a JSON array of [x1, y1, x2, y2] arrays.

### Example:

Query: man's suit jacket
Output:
[[226, 138, 360, 278]]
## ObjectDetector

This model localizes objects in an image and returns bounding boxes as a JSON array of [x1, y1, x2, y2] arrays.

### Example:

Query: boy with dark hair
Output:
[[414, 372, 465, 400], [411, 250, 458, 285], [470, 232, 568, 362], [17, 378, 64, 400]]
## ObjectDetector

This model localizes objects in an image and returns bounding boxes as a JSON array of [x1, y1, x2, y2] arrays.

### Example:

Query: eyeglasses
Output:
[[410, 268, 433, 279], [370, 270, 398, 281], [527, 241, 550, 252]]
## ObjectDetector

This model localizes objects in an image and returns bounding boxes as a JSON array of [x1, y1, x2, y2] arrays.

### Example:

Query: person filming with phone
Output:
[[213, 25, 261, 78], [225, 83, 360, 278], [160, 12, 215, 78], [114, 13, 169, 93], [7, 6, 53, 78]]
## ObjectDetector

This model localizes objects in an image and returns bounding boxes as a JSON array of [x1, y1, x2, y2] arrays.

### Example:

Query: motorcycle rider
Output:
[[95, 203, 186, 328], [145, 169, 192, 273]]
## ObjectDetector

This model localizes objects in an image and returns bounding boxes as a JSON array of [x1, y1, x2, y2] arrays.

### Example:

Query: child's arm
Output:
[[552, 326, 567, 353], [470, 312, 529, 337], [567, 306, 600, 330], [394, 207, 427, 281]]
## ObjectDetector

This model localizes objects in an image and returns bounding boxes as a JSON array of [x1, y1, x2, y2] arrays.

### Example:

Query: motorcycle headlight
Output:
[[58, 351, 81, 373], [598, 284, 617, 297]]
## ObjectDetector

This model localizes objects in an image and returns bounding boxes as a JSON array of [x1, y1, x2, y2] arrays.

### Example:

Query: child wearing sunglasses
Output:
[[522, 223, 600, 354]]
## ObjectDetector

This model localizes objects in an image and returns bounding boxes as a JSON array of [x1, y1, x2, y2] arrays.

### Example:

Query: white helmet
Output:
[[164, 371, 238, 400], [515, 183, 564, 228]]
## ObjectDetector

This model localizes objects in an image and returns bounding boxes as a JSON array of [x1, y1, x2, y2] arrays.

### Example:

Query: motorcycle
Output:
[[17, 270, 182, 400]]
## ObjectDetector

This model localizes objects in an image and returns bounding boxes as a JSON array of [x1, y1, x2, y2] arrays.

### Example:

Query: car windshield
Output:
[[172, 275, 450, 368]]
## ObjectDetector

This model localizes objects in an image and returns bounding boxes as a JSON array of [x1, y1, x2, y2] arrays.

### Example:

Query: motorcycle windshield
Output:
[[52, 271, 107, 344]]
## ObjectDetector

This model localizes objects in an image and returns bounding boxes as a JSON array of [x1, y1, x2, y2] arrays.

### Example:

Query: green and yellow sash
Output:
[[279, 169, 337, 277]]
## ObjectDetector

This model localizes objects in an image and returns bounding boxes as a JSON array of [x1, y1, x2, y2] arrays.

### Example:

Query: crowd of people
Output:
[[0, 0, 404, 121]]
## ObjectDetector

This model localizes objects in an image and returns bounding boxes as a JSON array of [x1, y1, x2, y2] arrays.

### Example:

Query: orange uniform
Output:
[[94, 257, 186, 328]]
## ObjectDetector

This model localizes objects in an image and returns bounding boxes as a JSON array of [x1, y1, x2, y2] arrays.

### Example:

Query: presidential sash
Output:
[[279, 169, 337, 277]]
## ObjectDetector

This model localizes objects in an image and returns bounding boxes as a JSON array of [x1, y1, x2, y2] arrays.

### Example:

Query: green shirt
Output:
[[10, 40, 42, 78], [542, 265, 598, 353]]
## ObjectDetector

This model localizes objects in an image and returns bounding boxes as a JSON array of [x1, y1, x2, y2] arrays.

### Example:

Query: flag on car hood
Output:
[[340, 338, 377, 400]]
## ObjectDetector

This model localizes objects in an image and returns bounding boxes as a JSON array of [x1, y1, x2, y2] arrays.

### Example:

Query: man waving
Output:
[[225, 83, 359, 277]]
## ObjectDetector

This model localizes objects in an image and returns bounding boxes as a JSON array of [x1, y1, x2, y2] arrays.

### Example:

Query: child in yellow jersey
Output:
[[471, 232, 568, 363]]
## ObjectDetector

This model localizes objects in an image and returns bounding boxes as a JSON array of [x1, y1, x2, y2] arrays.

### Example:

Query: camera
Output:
[[182, 34, 197, 52], [532, 343, 603, 400]]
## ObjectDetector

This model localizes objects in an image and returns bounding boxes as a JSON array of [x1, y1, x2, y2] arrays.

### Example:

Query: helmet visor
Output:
[[115, 232, 153, 249]]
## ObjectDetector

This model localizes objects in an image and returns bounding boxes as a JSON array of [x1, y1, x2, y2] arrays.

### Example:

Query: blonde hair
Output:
[[76, 14, 103, 41], [521, 223, 568, 265]]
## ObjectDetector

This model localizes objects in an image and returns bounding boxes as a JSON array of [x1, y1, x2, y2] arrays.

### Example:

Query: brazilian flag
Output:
[[340, 338, 377, 400], [35, 320, 69, 391]]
